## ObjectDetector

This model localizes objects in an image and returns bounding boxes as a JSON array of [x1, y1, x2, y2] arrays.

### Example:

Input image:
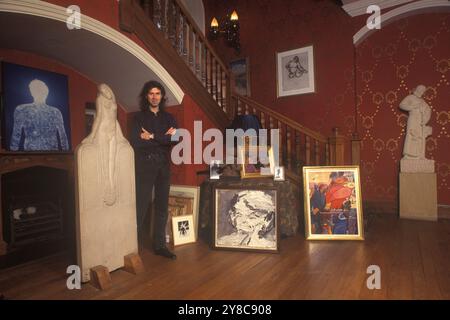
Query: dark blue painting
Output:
[[2, 62, 71, 151]]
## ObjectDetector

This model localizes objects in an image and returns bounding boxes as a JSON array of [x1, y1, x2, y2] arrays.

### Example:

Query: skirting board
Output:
[[364, 200, 450, 220]]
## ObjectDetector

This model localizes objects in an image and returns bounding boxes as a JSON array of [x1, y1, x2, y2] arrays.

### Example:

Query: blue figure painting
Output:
[[2, 62, 71, 151]]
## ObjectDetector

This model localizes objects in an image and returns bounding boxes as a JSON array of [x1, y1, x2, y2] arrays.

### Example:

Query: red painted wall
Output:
[[205, 0, 450, 207], [356, 13, 450, 206], [46, 0, 154, 57], [204, 0, 357, 139], [128, 94, 216, 187], [0, 49, 129, 149], [3, 1, 219, 188]]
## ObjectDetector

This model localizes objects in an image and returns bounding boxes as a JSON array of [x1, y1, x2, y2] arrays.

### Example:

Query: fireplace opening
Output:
[[1, 165, 75, 269]]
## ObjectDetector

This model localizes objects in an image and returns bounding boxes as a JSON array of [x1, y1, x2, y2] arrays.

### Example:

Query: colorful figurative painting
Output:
[[303, 166, 364, 240]]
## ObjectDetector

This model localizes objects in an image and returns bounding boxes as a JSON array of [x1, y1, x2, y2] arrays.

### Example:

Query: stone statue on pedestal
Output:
[[399, 85, 434, 173], [76, 84, 138, 282]]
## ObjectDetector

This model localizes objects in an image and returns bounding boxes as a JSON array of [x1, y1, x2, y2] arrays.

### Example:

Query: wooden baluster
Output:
[[237, 98, 242, 115], [176, 8, 184, 55], [326, 142, 330, 165], [211, 58, 217, 101], [141, 0, 151, 17], [315, 139, 320, 165], [286, 126, 292, 170], [278, 121, 283, 166], [182, 17, 188, 61], [222, 70, 227, 111], [160, 0, 167, 36], [305, 135, 311, 165], [206, 51, 211, 93], [188, 26, 194, 68], [295, 131, 301, 171], [217, 65, 222, 107], [201, 44, 207, 87], [216, 62, 220, 105], [195, 35, 200, 79], [168, 0, 176, 46], [245, 103, 249, 115], [153, 0, 162, 30], [225, 72, 231, 116], [260, 112, 265, 128]]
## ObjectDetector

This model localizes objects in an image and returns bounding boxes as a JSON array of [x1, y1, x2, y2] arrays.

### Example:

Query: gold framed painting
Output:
[[303, 166, 364, 240], [239, 144, 274, 179]]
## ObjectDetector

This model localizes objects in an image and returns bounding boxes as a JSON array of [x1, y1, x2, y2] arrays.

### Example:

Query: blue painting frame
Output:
[[1, 62, 71, 151]]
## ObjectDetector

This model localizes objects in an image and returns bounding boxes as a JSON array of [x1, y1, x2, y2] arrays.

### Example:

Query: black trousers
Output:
[[135, 152, 171, 250]]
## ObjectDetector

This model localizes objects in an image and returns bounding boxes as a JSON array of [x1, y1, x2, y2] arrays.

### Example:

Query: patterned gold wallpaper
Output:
[[356, 14, 450, 205]]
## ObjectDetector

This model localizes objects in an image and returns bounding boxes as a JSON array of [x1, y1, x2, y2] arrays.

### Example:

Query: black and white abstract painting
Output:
[[214, 188, 278, 252], [172, 215, 195, 246]]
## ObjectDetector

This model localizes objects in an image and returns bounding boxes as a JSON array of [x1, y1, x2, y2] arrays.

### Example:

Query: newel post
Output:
[[328, 127, 345, 166], [351, 132, 361, 166]]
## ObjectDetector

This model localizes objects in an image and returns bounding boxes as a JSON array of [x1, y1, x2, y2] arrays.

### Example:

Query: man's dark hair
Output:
[[139, 80, 167, 112]]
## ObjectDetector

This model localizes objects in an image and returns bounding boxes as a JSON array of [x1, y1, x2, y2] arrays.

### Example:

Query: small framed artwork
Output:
[[230, 57, 251, 96], [303, 166, 364, 240], [172, 215, 196, 246], [167, 185, 200, 242], [166, 195, 194, 244], [210, 159, 223, 180], [273, 166, 285, 181], [276, 45, 315, 97], [213, 186, 279, 252], [239, 144, 274, 179]]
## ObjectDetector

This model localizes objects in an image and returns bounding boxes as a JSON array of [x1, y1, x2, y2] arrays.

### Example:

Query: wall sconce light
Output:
[[209, 10, 240, 53]]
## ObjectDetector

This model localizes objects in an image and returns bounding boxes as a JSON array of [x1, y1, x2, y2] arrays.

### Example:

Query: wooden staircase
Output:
[[118, 0, 355, 183]]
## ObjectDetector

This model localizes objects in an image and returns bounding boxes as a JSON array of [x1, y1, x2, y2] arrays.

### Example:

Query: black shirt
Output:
[[131, 109, 178, 158]]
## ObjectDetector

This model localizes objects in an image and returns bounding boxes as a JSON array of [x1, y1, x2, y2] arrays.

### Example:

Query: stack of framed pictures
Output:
[[167, 185, 200, 246]]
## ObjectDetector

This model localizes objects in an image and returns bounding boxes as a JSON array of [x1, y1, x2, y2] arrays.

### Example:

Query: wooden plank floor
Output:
[[0, 215, 449, 300]]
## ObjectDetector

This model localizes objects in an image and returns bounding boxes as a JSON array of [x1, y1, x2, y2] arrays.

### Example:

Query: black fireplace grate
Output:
[[9, 198, 63, 248]]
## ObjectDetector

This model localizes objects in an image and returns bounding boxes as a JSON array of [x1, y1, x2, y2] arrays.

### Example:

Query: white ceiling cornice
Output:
[[353, 0, 450, 45], [343, 0, 415, 17], [0, 0, 185, 109]]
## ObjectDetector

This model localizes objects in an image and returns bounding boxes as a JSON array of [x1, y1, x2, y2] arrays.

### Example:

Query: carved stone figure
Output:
[[75, 84, 137, 282], [399, 85, 432, 160]]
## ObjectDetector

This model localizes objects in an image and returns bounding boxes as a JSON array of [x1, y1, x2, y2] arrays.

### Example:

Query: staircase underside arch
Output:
[[353, 0, 450, 46], [0, 0, 184, 111]]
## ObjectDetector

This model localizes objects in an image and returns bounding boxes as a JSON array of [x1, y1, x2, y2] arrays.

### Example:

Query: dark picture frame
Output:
[[230, 57, 251, 96], [213, 185, 279, 253]]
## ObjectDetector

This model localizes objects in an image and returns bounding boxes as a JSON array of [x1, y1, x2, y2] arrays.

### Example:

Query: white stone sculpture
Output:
[[399, 85, 434, 173], [75, 84, 138, 282]]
